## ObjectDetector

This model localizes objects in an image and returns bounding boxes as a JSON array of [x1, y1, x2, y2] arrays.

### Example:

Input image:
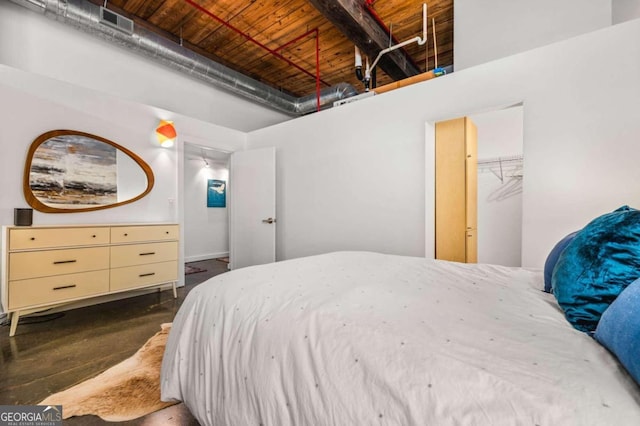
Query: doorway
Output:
[[469, 105, 524, 266], [183, 142, 231, 269], [428, 105, 524, 266]]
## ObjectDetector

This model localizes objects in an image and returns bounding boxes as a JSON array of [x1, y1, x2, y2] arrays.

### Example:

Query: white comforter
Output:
[[161, 252, 640, 425]]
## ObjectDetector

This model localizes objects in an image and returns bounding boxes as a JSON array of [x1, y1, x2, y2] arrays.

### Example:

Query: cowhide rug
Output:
[[40, 323, 176, 421]]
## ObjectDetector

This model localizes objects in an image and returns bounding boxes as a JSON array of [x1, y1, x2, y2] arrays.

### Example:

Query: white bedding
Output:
[[161, 252, 640, 425]]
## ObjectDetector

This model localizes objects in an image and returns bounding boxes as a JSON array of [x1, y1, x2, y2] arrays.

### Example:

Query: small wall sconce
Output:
[[156, 120, 177, 148]]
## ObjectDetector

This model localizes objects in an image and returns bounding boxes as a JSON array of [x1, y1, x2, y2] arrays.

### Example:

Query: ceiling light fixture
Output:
[[201, 148, 210, 168]]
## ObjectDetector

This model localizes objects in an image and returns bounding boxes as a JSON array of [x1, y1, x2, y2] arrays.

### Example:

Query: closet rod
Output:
[[477, 154, 523, 166]]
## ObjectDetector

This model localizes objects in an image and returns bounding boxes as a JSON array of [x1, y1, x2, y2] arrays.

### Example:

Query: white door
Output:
[[229, 147, 276, 269]]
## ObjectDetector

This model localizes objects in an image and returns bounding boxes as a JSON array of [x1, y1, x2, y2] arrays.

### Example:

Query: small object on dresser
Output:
[[14, 208, 33, 226]]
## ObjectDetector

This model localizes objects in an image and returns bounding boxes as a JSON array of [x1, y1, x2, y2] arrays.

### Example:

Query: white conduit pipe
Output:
[[366, 3, 427, 80], [355, 46, 363, 68], [422, 2, 427, 46]]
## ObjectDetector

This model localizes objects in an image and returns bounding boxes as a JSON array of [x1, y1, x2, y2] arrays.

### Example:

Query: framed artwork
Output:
[[24, 129, 154, 213], [207, 179, 226, 208], [31, 135, 117, 207]]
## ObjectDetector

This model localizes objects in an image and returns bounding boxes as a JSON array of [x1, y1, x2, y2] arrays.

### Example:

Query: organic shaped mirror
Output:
[[24, 130, 154, 213]]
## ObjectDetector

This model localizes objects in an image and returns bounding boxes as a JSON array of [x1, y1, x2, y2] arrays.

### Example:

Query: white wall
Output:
[[248, 107, 426, 261], [613, 0, 640, 22], [0, 1, 290, 133], [248, 19, 640, 268], [454, 0, 612, 70], [184, 148, 230, 262], [0, 73, 170, 227], [1, 0, 638, 274], [469, 107, 523, 267], [0, 65, 246, 319]]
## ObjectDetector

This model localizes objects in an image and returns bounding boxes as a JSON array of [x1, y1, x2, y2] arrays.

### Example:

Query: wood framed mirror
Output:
[[24, 130, 155, 213]]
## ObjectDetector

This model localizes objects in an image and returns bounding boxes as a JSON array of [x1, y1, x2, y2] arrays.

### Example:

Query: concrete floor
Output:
[[0, 258, 229, 425]]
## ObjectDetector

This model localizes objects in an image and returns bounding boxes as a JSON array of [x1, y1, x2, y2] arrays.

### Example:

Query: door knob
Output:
[[262, 217, 276, 224]]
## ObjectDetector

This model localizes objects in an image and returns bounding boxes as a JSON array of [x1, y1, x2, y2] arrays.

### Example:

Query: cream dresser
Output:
[[1, 223, 179, 336]]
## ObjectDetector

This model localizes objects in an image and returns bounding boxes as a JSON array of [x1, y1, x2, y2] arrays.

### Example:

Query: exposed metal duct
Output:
[[8, 0, 358, 116]]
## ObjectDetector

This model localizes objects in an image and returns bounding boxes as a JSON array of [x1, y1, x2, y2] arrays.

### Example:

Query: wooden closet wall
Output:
[[435, 117, 478, 263]]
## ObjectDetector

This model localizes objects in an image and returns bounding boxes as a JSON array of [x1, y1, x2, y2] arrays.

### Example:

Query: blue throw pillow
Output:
[[543, 231, 579, 293], [595, 277, 640, 385], [552, 206, 640, 333]]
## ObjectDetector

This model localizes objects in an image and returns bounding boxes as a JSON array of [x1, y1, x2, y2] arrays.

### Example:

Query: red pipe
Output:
[[364, 1, 401, 46], [184, 0, 330, 87], [274, 27, 318, 52], [273, 27, 320, 111], [273, 28, 322, 110], [315, 29, 320, 111], [274, 27, 322, 109]]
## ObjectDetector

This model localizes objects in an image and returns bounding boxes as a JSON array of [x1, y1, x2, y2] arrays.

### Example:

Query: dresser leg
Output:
[[9, 311, 20, 337], [172, 282, 177, 299]]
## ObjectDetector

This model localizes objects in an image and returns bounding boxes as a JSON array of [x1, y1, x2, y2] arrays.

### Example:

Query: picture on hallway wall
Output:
[[207, 179, 226, 208]]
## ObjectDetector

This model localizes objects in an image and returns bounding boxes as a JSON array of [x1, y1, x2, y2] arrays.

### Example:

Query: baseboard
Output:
[[185, 251, 229, 263]]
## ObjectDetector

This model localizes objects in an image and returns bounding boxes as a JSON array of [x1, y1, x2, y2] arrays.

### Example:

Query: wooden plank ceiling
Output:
[[93, 0, 453, 97]]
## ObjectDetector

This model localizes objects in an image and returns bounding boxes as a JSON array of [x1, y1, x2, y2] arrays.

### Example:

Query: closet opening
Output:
[[429, 104, 524, 266], [470, 105, 524, 267]]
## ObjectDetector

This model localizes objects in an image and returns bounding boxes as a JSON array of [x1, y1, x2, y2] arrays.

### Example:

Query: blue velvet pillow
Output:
[[595, 277, 640, 384], [552, 206, 640, 333], [543, 231, 579, 293]]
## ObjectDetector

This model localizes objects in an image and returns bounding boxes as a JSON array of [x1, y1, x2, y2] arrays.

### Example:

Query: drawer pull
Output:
[[92, 234, 97, 238], [139, 272, 156, 277], [30, 237, 35, 241], [139, 252, 156, 256], [53, 259, 77, 265], [53, 284, 77, 291], [166, 231, 169, 234]]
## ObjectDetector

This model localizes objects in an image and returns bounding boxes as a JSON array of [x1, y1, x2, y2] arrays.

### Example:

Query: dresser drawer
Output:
[[9, 227, 110, 250], [110, 225, 178, 244], [9, 247, 110, 281], [9, 270, 109, 309], [110, 241, 178, 268], [110, 261, 178, 292]]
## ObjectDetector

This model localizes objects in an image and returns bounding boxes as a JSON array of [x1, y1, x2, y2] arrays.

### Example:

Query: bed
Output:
[[161, 251, 640, 425]]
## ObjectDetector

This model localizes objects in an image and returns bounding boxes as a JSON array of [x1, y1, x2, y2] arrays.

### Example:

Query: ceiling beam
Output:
[[307, 0, 421, 80]]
